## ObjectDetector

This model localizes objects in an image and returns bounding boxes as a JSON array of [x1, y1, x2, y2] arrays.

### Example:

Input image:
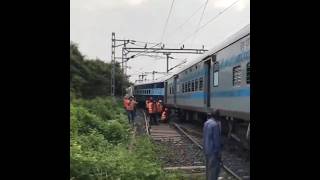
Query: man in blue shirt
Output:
[[203, 110, 222, 180]]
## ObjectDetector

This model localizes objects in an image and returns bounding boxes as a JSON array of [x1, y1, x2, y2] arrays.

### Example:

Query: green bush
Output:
[[70, 97, 182, 180], [71, 98, 130, 145], [72, 97, 127, 121]]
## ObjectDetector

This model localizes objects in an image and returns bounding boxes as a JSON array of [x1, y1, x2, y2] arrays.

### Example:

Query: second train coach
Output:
[[164, 24, 250, 145]]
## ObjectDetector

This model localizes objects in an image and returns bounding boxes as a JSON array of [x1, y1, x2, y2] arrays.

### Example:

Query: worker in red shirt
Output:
[[161, 107, 169, 123], [127, 96, 138, 125], [123, 96, 129, 110], [123, 96, 130, 121], [156, 99, 164, 123], [147, 99, 158, 125], [145, 97, 151, 117]]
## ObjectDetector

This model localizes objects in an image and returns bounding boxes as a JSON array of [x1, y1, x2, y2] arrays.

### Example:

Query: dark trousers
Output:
[[127, 110, 135, 124], [149, 113, 157, 125], [156, 113, 161, 123], [205, 154, 221, 180]]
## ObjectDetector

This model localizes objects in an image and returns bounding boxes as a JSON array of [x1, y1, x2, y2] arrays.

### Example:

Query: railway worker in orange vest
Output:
[[161, 107, 169, 123], [123, 96, 130, 110], [123, 96, 130, 121], [156, 99, 164, 123], [148, 99, 158, 125], [145, 97, 151, 116], [132, 96, 138, 119], [127, 96, 137, 124]]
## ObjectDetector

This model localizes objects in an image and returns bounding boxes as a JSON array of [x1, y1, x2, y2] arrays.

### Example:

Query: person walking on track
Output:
[[203, 110, 222, 180], [127, 96, 137, 125]]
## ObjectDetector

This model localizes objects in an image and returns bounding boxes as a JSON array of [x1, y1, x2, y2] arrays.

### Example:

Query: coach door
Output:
[[173, 75, 178, 105], [204, 58, 211, 108], [164, 81, 168, 104]]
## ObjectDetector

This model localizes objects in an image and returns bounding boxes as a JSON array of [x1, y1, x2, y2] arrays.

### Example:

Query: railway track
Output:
[[140, 110, 249, 179]]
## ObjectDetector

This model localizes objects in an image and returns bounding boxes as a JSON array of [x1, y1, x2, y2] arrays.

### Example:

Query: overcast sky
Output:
[[70, 0, 250, 82]]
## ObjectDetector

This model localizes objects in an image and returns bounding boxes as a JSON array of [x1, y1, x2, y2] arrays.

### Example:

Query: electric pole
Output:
[[110, 32, 131, 97], [111, 32, 116, 96]]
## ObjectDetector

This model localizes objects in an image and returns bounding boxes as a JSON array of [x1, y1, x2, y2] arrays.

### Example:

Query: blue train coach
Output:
[[132, 80, 165, 105]]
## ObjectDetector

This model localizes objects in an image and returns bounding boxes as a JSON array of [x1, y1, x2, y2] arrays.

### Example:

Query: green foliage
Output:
[[70, 97, 182, 180], [70, 41, 131, 99], [73, 97, 125, 120], [71, 97, 130, 145]]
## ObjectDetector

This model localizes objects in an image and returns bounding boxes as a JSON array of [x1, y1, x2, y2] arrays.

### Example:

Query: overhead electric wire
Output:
[[137, 54, 166, 59], [124, 42, 163, 62], [165, 2, 206, 39], [131, 40, 160, 45], [191, 0, 210, 45], [129, 42, 147, 48], [160, 0, 176, 43], [179, 0, 242, 45]]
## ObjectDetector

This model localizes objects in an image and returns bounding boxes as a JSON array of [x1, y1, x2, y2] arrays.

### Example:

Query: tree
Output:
[[70, 41, 130, 99]]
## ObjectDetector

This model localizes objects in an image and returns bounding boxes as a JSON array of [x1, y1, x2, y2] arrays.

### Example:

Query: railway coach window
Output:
[[233, 65, 242, 86], [199, 77, 203, 91], [188, 81, 191, 92], [185, 83, 187, 93], [195, 79, 198, 91], [213, 62, 219, 87], [182, 83, 184, 93], [192, 80, 195, 91], [247, 62, 250, 84]]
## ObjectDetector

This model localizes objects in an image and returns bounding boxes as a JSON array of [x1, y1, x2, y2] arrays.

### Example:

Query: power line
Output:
[[200, 0, 241, 31], [131, 40, 160, 45], [179, 0, 242, 45], [166, 2, 206, 39], [129, 42, 147, 48], [136, 54, 166, 59], [191, 0, 210, 45], [128, 43, 162, 59], [160, 0, 176, 43]]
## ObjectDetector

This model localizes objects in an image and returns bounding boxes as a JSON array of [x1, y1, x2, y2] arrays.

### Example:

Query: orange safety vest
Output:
[[147, 102, 157, 114], [127, 100, 136, 111], [156, 102, 163, 113], [124, 99, 130, 109]]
